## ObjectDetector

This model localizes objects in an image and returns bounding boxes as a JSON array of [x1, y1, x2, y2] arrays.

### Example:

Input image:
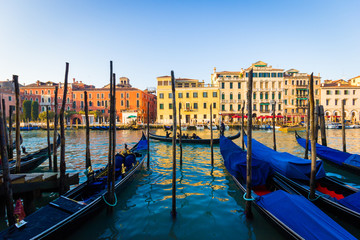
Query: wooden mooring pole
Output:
[[305, 102, 310, 159], [319, 105, 327, 146], [111, 73, 116, 205], [2, 99, 9, 158], [309, 73, 317, 200], [14, 75, 21, 173], [147, 102, 150, 168], [107, 61, 114, 210], [59, 63, 69, 195], [342, 99, 346, 152], [245, 69, 254, 219], [272, 101, 276, 151], [46, 106, 52, 169], [84, 91, 91, 171], [210, 104, 214, 166], [241, 101, 245, 150], [170, 70, 177, 218], [8, 106, 13, 159], [314, 105, 319, 143], [53, 86, 58, 172], [179, 102, 183, 166], [0, 104, 15, 226]]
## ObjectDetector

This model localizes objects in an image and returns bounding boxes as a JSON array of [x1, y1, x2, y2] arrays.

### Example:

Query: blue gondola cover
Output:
[[296, 136, 354, 165], [244, 135, 326, 180], [338, 191, 360, 213], [256, 190, 356, 240], [344, 154, 360, 167], [136, 139, 148, 151], [220, 136, 272, 186]]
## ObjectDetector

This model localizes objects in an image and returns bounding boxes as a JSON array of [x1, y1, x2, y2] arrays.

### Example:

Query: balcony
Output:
[[260, 110, 270, 113], [296, 104, 307, 109]]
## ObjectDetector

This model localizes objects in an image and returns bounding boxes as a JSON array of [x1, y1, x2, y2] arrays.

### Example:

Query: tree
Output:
[[93, 110, 102, 122], [39, 110, 55, 122], [31, 101, 39, 121], [22, 100, 32, 121]]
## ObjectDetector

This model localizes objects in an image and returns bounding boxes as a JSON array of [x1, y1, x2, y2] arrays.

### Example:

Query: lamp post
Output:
[[270, 100, 276, 151]]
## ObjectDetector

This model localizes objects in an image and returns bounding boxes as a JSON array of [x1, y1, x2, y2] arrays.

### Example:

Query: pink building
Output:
[[0, 89, 16, 118]]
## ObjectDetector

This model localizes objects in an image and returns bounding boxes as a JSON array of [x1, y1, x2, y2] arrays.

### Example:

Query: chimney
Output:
[[213, 67, 216, 73], [80, 81, 82, 83], [37, 80, 40, 86], [73, 78, 75, 83]]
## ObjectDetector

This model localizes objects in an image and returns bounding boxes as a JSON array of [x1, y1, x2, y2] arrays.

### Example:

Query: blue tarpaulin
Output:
[[296, 135, 356, 166], [256, 190, 356, 240], [244, 135, 326, 180], [220, 136, 272, 186], [338, 191, 360, 213]]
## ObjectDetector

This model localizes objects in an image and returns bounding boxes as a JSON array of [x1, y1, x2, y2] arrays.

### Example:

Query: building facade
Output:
[[321, 79, 360, 123], [0, 80, 16, 118], [156, 76, 219, 124]]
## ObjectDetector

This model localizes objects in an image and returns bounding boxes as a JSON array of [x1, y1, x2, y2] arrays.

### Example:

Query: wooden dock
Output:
[[0, 172, 79, 215]]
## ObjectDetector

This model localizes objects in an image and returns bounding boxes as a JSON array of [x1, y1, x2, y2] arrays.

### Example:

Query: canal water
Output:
[[3, 128, 360, 239]]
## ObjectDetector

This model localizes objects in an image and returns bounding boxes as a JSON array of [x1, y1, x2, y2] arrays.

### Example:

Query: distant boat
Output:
[[207, 125, 217, 130], [196, 124, 204, 130], [326, 122, 341, 129], [180, 126, 187, 131]]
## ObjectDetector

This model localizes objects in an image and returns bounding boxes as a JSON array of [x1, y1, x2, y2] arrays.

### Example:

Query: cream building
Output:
[[321, 79, 360, 122], [156, 76, 219, 124], [212, 61, 285, 122]]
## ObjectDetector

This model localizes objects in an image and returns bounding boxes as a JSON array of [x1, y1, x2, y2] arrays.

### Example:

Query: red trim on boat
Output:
[[316, 183, 344, 200]]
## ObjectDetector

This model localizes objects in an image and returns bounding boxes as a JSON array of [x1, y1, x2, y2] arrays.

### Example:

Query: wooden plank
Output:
[[25, 174, 44, 183], [42, 173, 58, 181]]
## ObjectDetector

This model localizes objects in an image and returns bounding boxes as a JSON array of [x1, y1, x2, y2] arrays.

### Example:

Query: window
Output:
[[335, 99, 338, 105], [238, 104, 241, 111], [193, 92, 198, 98], [203, 92, 208, 98], [265, 93, 268, 99], [102, 101, 104, 106], [254, 93, 256, 100], [169, 115, 173, 120], [213, 92, 217, 97], [97, 101, 100, 106], [194, 114, 197, 119], [272, 93, 275, 100], [278, 93, 281, 99], [8, 96, 12, 101], [35, 98, 38, 102], [137, 93, 139, 98], [186, 93, 190, 98], [285, 89, 288, 95], [230, 93, 233, 100], [203, 114, 206, 119], [230, 105, 233, 111], [284, 100, 287, 105], [353, 90, 356, 95], [326, 99, 329, 106], [238, 82, 241, 89], [315, 80, 318, 85], [169, 103, 173, 109], [278, 104, 281, 110], [101, 94, 104, 99], [238, 93, 241, 100], [353, 99, 356, 105], [121, 100, 124, 106], [48, 90, 50, 94], [169, 93, 173, 99], [291, 99, 294, 105], [126, 100, 129, 108], [97, 94, 100, 98], [81, 94, 83, 99], [230, 83, 233, 89], [35, 91, 38, 94], [41, 90, 44, 94], [335, 90, 340, 95], [278, 73, 283, 77], [126, 93, 129, 98], [222, 105, 225, 111], [193, 103, 198, 109], [344, 90, 349, 95], [137, 100, 140, 108], [260, 93, 263, 99], [89, 101, 92, 107], [315, 90, 318, 95], [121, 93, 124, 98], [80, 101, 84, 108], [213, 103, 216, 109], [89, 94, 92, 99], [221, 82, 225, 89], [159, 93, 164, 99], [253, 104, 256, 111], [203, 103, 207, 109], [271, 73, 276, 77], [222, 94, 225, 100], [292, 89, 295, 95], [316, 99, 319, 105], [186, 103, 190, 109], [160, 115, 163, 119], [48, 98, 51, 103], [67, 98, 70, 103], [178, 93, 183, 98]]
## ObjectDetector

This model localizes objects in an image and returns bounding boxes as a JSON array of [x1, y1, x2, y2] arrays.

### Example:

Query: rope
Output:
[[243, 192, 255, 201], [102, 193, 118, 207], [307, 191, 322, 201]]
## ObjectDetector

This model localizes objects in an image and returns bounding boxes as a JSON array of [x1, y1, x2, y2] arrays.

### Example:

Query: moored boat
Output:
[[220, 135, 355, 240], [0, 133, 148, 240], [244, 135, 360, 227], [149, 130, 240, 144], [295, 131, 360, 175], [196, 124, 204, 130]]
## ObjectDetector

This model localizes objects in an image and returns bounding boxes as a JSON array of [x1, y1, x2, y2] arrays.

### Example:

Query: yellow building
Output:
[[156, 76, 219, 125]]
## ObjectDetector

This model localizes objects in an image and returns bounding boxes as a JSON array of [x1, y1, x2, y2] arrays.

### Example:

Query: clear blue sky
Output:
[[1, 0, 359, 90]]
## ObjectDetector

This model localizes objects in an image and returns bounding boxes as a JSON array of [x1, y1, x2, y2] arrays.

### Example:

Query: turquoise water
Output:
[[3, 129, 360, 239]]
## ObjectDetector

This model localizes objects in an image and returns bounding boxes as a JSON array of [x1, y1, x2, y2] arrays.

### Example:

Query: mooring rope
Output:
[[102, 193, 118, 207]]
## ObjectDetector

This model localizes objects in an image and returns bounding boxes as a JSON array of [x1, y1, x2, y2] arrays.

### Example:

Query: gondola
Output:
[[20, 126, 41, 131], [295, 131, 360, 175], [244, 135, 360, 227], [11, 134, 23, 149], [6, 134, 61, 173], [0, 133, 148, 240], [164, 125, 173, 131], [149, 130, 240, 144], [220, 135, 355, 240]]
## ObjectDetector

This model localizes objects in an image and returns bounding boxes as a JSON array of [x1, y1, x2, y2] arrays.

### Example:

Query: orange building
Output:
[[20, 77, 157, 124], [72, 78, 157, 124]]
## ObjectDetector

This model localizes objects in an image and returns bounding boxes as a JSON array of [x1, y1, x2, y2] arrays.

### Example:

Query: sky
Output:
[[1, 0, 360, 90]]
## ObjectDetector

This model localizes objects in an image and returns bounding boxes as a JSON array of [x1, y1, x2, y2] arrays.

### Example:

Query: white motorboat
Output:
[[196, 124, 204, 130]]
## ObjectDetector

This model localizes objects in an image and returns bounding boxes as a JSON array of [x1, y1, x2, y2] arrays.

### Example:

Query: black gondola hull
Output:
[[149, 131, 240, 144]]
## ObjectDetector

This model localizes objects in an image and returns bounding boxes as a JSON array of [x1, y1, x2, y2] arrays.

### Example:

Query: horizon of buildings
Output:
[[1, 61, 360, 124]]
